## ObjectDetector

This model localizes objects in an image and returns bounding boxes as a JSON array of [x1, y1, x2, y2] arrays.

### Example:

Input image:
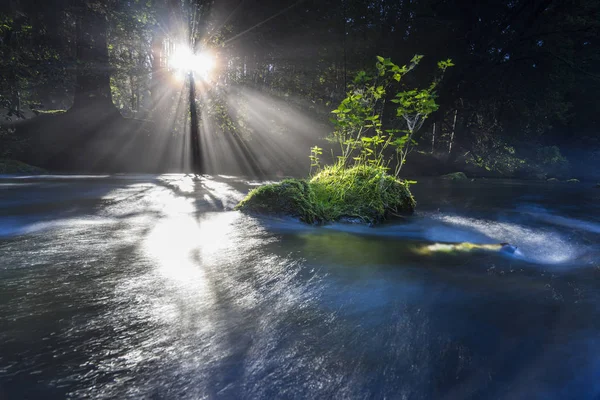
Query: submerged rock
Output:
[[547, 178, 560, 183], [441, 172, 468, 181], [566, 178, 580, 183], [235, 165, 415, 225], [0, 159, 47, 174], [417, 242, 518, 255]]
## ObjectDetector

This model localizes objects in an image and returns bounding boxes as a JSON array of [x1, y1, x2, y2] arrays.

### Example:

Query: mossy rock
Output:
[[566, 178, 580, 183], [441, 172, 468, 181], [547, 178, 560, 182], [236, 165, 415, 225], [235, 179, 318, 223], [0, 159, 47, 174], [310, 165, 415, 223]]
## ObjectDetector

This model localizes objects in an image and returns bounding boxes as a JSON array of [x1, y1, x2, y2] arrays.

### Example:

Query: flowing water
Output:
[[0, 175, 599, 399]]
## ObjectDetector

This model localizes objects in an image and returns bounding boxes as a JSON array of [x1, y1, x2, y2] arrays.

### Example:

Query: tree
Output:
[[2, 0, 598, 178], [71, 1, 118, 113], [326, 55, 452, 177]]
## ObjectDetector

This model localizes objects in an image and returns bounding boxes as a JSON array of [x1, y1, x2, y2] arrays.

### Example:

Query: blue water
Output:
[[0, 175, 599, 399]]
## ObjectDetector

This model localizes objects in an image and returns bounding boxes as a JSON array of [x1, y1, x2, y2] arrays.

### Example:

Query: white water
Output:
[[1, 175, 599, 399]]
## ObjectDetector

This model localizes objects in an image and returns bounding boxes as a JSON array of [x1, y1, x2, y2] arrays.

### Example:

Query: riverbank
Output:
[[0, 159, 47, 174], [3, 110, 598, 181]]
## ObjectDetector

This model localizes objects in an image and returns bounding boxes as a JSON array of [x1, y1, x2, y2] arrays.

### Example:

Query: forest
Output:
[[1, 0, 599, 179], [3, 2, 600, 398]]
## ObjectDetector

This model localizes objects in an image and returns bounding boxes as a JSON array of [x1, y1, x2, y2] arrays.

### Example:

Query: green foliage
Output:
[[310, 165, 415, 223], [198, 88, 245, 137], [466, 136, 570, 178], [466, 138, 527, 175], [0, 13, 66, 119], [535, 146, 569, 175], [236, 165, 415, 224], [243, 55, 431, 224], [0, 159, 46, 174], [0, 125, 26, 158], [309, 145, 323, 175], [235, 179, 318, 223], [329, 55, 452, 177], [108, 0, 157, 115], [441, 172, 468, 181], [2, 0, 595, 180]]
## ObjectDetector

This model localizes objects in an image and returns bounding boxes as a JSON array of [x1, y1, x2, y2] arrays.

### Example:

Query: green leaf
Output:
[[411, 55, 424, 64]]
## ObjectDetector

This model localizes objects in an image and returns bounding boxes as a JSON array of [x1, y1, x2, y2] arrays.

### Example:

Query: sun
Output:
[[169, 44, 215, 79]]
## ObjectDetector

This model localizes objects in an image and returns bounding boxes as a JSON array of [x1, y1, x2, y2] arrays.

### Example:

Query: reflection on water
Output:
[[0, 175, 599, 399], [431, 214, 579, 265]]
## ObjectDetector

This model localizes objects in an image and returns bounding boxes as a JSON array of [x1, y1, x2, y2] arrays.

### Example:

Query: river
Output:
[[1, 175, 599, 399]]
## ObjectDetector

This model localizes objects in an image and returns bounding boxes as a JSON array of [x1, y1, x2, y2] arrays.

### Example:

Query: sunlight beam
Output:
[[169, 44, 215, 79]]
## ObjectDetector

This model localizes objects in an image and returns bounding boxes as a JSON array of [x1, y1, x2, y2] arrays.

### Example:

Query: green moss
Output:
[[547, 178, 560, 182], [309, 165, 415, 223], [235, 179, 318, 223], [566, 178, 580, 183], [35, 109, 67, 115], [0, 159, 47, 174], [441, 172, 468, 181], [235, 165, 415, 225]]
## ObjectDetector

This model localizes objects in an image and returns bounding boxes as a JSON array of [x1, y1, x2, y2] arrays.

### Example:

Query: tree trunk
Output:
[[188, 73, 202, 174], [449, 109, 458, 154], [71, 8, 118, 114], [431, 122, 436, 153], [150, 33, 165, 114], [342, 0, 347, 91]]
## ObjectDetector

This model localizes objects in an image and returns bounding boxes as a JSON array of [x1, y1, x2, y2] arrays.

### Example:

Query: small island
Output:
[[236, 165, 415, 224], [236, 56, 453, 224]]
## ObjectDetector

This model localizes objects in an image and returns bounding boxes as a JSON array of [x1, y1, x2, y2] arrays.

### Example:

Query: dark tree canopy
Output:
[[1, 0, 598, 178]]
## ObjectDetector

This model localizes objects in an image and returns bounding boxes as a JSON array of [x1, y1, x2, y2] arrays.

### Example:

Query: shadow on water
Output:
[[0, 176, 599, 399]]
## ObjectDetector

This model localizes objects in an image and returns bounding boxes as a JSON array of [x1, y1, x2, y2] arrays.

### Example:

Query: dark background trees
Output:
[[1, 0, 599, 179]]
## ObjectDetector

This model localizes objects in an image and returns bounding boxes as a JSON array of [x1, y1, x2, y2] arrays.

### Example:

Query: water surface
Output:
[[1, 175, 599, 399]]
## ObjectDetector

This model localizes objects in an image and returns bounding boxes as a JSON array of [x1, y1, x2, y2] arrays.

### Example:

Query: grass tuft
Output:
[[236, 165, 415, 224], [235, 179, 318, 223]]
